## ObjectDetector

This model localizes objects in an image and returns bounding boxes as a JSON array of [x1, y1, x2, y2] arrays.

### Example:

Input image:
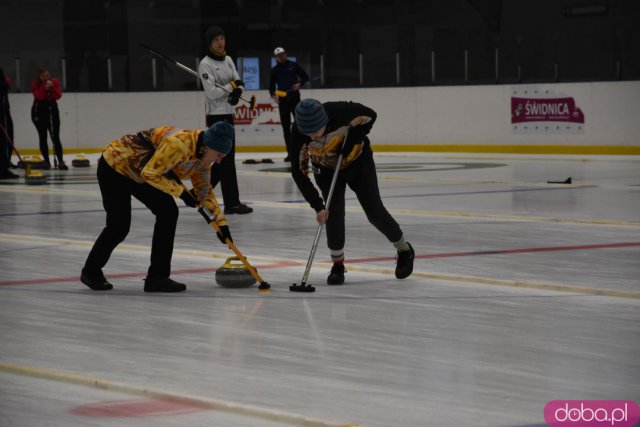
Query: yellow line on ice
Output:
[[235, 170, 637, 191], [249, 201, 640, 228], [0, 185, 100, 197], [0, 233, 286, 264], [16, 144, 640, 155], [0, 183, 637, 227], [0, 362, 360, 427]]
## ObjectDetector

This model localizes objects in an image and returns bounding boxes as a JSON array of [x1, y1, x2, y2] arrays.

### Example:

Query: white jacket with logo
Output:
[[198, 54, 240, 116]]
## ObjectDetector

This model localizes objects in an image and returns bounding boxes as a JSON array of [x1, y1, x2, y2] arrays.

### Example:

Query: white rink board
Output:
[[7, 81, 640, 150]]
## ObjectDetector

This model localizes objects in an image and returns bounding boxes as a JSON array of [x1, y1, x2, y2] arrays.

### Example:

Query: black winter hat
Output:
[[205, 25, 225, 46]]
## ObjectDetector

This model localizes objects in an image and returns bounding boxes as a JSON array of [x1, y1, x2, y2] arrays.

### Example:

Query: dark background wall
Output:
[[1, 0, 638, 92]]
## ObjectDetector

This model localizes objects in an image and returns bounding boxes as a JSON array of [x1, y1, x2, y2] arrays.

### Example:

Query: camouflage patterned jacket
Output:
[[103, 126, 226, 226]]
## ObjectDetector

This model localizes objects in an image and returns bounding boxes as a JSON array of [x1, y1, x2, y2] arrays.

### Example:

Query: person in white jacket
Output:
[[198, 25, 252, 215]]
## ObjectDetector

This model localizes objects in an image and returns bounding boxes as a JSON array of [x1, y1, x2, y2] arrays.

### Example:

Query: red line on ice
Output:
[[69, 399, 207, 418], [1, 242, 639, 287]]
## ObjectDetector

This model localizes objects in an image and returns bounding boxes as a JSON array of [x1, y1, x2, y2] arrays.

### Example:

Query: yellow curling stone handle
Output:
[[221, 256, 251, 270]]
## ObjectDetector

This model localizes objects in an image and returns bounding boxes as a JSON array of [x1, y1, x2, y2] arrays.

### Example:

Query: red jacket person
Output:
[[31, 67, 67, 169]]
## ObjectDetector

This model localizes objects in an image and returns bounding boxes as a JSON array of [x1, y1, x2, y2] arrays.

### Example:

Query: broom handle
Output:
[[171, 175, 266, 286], [0, 123, 24, 163]]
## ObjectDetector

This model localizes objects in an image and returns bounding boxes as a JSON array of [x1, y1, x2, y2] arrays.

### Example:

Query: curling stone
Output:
[[25, 169, 47, 185], [215, 256, 257, 288], [18, 155, 46, 170], [72, 155, 91, 168]]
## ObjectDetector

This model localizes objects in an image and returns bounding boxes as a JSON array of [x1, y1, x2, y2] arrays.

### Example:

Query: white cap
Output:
[[273, 47, 286, 56]]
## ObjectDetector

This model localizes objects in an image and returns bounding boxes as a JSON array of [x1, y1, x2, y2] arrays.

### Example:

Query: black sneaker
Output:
[[58, 161, 69, 171], [395, 243, 415, 279], [224, 203, 253, 215], [327, 263, 346, 285], [144, 277, 186, 293], [80, 269, 113, 291]]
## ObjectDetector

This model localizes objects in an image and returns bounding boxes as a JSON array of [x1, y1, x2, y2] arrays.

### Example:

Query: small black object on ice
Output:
[[547, 177, 572, 184], [242, 158, 274, 164]]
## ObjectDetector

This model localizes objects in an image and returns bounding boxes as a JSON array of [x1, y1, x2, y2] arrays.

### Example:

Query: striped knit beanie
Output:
[[295, 99, 328, 135]]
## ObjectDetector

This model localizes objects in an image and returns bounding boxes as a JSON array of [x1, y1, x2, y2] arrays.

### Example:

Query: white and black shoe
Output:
[[327, 263, 346, 285]]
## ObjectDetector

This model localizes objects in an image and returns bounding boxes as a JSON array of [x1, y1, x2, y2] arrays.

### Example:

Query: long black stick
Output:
[[139, 43, 256, 110]]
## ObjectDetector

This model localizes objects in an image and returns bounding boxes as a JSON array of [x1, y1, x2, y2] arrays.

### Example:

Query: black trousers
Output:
[[31, 101, 64, 164], [84, 156, 179, 278], [313, 147, 403, 251], [206, 114, 240, 207], [277, 92, 300, 153], [0, 106, 13, 171]]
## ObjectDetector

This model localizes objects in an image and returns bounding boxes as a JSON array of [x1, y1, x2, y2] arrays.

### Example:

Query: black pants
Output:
[[84, 156, 179, 278], [31, 101, 64, 164], [278, 92, 300, 153], [206, 114, 240, 207], [0, 107, 13, 171], [314, 147, 403, 251]]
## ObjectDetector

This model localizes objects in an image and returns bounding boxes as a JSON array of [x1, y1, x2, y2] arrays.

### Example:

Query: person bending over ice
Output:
[[81, 122, 235, 292], [290, 99, 415, 285]]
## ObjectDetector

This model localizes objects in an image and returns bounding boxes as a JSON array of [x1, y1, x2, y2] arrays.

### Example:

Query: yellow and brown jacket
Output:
[[103, 126, 226, 226]]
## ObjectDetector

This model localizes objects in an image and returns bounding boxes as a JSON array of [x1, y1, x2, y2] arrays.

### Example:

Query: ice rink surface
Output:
[[1, 152, 639, 427]]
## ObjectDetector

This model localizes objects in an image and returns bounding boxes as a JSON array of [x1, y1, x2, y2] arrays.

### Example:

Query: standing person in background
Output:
[[0, 67, 18, 179], [31, 67, 67, 170], [269, 47, 309, 162], [198, 25, 252, 215]]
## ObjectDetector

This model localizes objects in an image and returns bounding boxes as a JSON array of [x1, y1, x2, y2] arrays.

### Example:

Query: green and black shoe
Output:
[[395, 243, 415, 279]]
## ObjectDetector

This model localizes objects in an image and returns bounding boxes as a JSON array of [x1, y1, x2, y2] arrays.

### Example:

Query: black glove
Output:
[[216, 225, 233, 244], [340, 128, 365, 156], [228, 87, 242, 106], [231, 79, 245, 89], [179, 188, 198, 208]]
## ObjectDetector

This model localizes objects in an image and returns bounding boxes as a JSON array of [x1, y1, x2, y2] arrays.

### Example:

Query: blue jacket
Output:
[[269, 60, 309, 96]]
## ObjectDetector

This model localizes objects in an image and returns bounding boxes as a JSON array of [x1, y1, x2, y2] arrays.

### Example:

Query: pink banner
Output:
[[512, 97, 584, 124]]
